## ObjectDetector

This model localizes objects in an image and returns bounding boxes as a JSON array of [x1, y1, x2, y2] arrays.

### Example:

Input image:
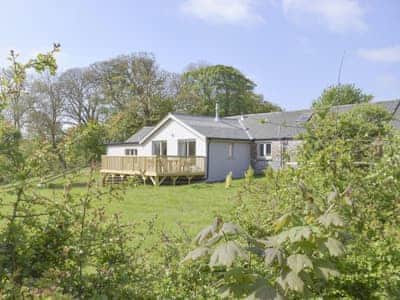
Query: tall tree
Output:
[[28, 72, 65, 149], [312, 84, 373, 109], [93, 53, 176, 125], [178, 65, 280, 116], [58, 67, 105, 125]]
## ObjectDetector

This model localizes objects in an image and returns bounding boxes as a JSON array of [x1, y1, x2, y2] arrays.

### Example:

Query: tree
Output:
[[312, 84, 373, 109], [300, 103, 393, 188], [0, 121, 24, 183], [1, 68, 31, 130], [104, 102, 143, 142], [58, 67, 105, 125], [178, 65, 280, 116], [28, 72, 65, 149], [63, 121, 106, 166], [93, 53, 177, 125], [0, 45, 60, 182]]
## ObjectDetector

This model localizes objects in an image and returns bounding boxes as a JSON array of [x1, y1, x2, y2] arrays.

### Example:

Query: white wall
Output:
[[207, 141, 251, 182], [106, 118, 206, 157], [140, 119, 206, 156], [106, 145, 137, 156]]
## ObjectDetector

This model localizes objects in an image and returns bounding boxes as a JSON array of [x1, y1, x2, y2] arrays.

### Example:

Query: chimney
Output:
[[215, 102, 220, 122]]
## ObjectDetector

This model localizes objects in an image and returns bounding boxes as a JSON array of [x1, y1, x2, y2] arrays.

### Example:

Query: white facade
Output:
[[207, 140, 251, 182], [141, 119, 206, 156], [106, 118, 206, 157]]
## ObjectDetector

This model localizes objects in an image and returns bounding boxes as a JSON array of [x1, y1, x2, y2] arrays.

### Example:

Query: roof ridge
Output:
[[227, 99, 400, 119], [238, 119, 253, 140]]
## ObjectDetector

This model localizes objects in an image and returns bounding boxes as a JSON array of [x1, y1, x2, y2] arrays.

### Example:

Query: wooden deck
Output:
[[100, 155, 206, 185]]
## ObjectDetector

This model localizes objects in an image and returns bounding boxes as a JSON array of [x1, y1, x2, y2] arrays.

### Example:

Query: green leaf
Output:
[[277, 271, 304, 293], [193, 217, 222, 245], [246, 278, 283, 300], [273, 213, 291, 232], [262, 237, 281, 248], [324, 237, 344, 256], [288, 226, 313, 242], [287, 254, 313, 273], [181, 246, 210, 263], [276, 226, 313, 243], [218, 268, 259, 298], [315, 261, 340, 281], [327, 190, 338, 203], [317, 211, 344, 228], [221, 222, 242, 236], [210, 241, 249, 267], [193, 225, 215, 245], [205, 232, 223, 246], [264, 248, 284, 266]]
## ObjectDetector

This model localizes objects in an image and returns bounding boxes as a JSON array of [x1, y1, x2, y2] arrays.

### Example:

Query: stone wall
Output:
[[251, 140, 302, 173]]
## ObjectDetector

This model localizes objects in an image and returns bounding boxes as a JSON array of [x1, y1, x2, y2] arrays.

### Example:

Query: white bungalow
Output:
[[102, 100, 400, 185]]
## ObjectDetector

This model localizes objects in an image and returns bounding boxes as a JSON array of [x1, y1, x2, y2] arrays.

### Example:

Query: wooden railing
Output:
[[100, 155, 206, 177]]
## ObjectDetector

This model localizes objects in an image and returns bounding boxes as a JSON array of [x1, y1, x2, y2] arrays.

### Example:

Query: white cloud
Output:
[[282, 0, 366, 33], [358, 45, 400, 63], [180, 0, 264, 24]]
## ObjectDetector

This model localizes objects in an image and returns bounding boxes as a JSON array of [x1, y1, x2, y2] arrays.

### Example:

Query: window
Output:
[[125, 148, 138, 156], [152, 140, 167, 156], [228, 143, 234, 159], [258, 143, 272, 159], [178, 139, 196, 157]]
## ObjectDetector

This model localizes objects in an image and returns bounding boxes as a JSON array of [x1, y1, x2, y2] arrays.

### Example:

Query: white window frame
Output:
[[258, 142, 272, 160], [178, 139, 196, 157], [228, 143, 234, 159], [125, 148, 138, 156], [152, 140, 167, 156]]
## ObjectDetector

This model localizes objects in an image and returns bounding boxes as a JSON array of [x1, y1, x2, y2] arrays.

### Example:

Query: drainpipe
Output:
[[206, 138, 210, 181]]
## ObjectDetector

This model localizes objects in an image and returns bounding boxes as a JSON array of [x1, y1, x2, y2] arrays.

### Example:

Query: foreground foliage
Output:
[[1, 47, 399, 298], [183, 102, 400, 299]]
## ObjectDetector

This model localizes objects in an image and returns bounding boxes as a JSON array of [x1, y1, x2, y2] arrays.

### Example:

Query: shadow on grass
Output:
[[189, 183, 215, 189], [45, 182, 88, 190]]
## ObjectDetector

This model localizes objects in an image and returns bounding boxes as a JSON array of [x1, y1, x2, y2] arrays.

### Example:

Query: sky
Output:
[[0, 0, 399, 110]]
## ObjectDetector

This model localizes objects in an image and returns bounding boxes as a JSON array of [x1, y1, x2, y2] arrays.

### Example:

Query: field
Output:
[[0, 171, 245, 242]]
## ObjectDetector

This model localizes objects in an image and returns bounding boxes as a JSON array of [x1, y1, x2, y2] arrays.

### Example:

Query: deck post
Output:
[[159, 176, 167, 185], [172, 176, 179, 186], [102, 174, 107, 186]]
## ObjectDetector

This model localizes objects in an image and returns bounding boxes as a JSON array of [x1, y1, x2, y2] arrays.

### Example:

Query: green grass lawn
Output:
[[1, 171, 246, 242]]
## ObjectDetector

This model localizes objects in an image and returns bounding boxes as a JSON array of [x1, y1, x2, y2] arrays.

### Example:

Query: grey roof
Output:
[[227, 109, 311, 139], [227, 100, 400, 140], [172, 113, 251, 140], [323, 100, 400, 131], [121, 100, 400, 143], [125, 126, 154, 143]]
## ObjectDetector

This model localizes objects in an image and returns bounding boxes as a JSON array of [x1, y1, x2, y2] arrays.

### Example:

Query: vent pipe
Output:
[[215, 102, 220, 122]]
